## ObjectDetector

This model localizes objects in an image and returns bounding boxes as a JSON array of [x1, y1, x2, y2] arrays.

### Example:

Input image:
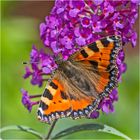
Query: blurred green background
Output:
[[1, 1, 139, 139]]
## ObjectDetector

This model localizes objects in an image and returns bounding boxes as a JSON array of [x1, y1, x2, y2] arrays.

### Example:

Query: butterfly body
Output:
[[57, 60, 99, 99], [38, 35, 122, 124]]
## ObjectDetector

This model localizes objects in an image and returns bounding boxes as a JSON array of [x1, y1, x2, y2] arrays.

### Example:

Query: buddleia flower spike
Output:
[[21, 0, 138, 122]]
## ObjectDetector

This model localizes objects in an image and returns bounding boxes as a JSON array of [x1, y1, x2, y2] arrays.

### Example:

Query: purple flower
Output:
[[90, 110, 100, 119], [92, 22, 102, 32], [23, 67, 32, 79], [30, 69, 43, 87], [60, 36, 73, 49], [93, 0, 103, 5], [76, 36, 86, 46], [131, 31, 137, 47], [109, 89, 118, 102], [21, 89, 40, 112], [81, 17, 91, 28], [39, 0, 138, 59], [23, 45, 57, 87], [22, 0, 138, 115], [117, 50, 127, 81], [98, 89, 118, 114], [102, 100, 114, 114], [131, 0, 140, 4], [69, 9, 80, 17]]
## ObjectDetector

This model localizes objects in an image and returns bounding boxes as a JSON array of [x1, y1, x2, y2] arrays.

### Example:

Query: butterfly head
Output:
[[54, 55, 64, 65]]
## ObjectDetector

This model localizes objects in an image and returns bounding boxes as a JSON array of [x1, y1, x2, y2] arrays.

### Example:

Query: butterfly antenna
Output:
[[23, 61, 28, 65], [22, 61, 53, 73], [22, 61, 39, 65]]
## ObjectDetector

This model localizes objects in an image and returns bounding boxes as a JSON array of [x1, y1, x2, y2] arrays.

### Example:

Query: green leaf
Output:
[[0, 125, 43, 139], [52, 123, 132, 140]]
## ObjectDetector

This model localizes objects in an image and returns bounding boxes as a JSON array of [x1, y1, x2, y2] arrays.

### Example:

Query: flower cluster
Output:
[[21, 89, 41, 112], [23, 46, 57, 87], [21, 0, 138, 119], [40, 0, 138, 54]]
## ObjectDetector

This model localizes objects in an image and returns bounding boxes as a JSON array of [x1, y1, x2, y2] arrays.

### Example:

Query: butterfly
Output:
[[37, 35, 122, 124]]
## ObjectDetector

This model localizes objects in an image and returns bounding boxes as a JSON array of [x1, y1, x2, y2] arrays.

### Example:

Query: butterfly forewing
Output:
[[71, 35, 122, 96]]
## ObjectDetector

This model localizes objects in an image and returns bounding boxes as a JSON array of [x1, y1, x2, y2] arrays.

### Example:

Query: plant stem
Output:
[[45, 119, 58, 140], [30, 94, 42, 98]]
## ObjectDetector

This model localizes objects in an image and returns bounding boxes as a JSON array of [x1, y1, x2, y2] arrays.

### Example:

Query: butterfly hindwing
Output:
[[70, 98, 99, 119], [38, 77, 99, 123], [38, 79, 72, 123]]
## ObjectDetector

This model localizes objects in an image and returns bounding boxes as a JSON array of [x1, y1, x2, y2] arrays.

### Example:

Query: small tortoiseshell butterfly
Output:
[[37, 35, 122, 124]]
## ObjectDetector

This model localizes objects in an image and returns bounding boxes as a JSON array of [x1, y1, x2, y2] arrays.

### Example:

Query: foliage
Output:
[[0, 123, 132, 140]]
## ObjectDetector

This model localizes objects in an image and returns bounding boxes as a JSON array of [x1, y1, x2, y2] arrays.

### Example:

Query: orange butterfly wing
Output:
[[73, 36, 121, 69], [38, 79, 71, 123], [38, 79, 96, 123], [71, 35, 122, 97]]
